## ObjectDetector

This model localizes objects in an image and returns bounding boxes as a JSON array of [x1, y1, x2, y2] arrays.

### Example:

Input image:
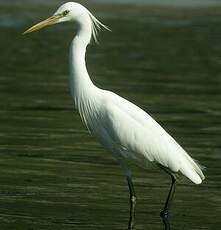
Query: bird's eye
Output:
[[63, 10, 69, 16]]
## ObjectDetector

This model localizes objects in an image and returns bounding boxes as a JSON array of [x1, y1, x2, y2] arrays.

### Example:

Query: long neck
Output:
[[69, 15, 96, 106]]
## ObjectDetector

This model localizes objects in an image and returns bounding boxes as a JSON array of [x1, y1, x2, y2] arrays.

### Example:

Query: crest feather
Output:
[[87, 11, 111, 43]]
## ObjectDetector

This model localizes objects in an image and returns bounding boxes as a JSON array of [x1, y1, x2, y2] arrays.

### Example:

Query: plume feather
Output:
[[87, 11, 111, 43]]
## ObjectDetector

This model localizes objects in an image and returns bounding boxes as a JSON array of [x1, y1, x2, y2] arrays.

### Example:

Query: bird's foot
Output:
[[128, 222, 135, 230], [160, 209, 171, 230], [128, 196, 136, 230], [160, 208, 169, 220]]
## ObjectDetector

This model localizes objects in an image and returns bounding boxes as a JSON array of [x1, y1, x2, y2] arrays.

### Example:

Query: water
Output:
[[94, 0, 221, 7], [0, 2, 221, 230], [2, 0, 221, 7]]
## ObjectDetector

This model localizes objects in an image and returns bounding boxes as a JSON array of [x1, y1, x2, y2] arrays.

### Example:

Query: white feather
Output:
[[87, 10, 111, 43], [64, 2, 205, 184], [77, 89, 205, 184]]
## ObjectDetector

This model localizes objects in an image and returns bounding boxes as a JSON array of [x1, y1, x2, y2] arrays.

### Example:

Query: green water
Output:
[[0, 2, 221, 230]]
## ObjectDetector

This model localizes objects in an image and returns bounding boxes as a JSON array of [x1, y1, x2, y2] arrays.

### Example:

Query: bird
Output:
[[23, 2, 205, 230]]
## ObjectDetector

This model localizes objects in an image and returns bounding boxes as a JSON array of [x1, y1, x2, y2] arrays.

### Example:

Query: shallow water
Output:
[[0, 2, 221, 230]]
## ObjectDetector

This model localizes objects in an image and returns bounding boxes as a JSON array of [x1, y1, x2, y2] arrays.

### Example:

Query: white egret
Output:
[[23, 2, 205, 230]]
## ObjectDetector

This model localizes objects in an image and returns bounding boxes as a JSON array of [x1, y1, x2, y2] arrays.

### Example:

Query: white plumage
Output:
[[75, 87, 204, 184], [23, 2, 205, 229], [64, 2, 205, 184]]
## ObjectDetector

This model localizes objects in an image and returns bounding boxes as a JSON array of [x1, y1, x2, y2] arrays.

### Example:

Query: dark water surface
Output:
[[0, 2, 221, 230]]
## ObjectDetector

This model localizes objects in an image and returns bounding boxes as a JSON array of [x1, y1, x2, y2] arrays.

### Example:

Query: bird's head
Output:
[[23, 2, 110, 42]]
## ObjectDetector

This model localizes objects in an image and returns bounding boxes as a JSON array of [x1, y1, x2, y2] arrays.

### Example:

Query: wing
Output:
[[101, 91, 204, 184]]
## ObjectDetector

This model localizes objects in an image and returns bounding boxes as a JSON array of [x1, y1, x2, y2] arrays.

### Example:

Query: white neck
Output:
[[69, 14, 96, 107]]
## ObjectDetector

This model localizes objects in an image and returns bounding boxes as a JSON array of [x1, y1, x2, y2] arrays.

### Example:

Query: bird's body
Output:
[[73, 82, 204, 184], [24, 2, 205, 229], [68, 4, 204, 184]]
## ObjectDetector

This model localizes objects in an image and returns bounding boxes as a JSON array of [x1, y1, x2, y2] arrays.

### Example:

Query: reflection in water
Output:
[[0, 2, 220, 230]]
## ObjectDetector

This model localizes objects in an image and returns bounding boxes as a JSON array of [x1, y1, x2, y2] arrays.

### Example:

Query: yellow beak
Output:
[[23, 15, 63, 35]]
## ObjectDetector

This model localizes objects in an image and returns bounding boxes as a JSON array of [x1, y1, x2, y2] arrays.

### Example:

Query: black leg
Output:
[[160, 173, 176, 230], [127, 176, 136, 230]]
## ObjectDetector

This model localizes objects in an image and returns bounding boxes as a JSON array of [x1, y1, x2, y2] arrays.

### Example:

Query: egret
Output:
[[23, 2, 205, 230]]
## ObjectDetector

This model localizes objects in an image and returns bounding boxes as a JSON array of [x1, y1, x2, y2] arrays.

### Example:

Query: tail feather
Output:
[[180, 153, 205, 184]]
